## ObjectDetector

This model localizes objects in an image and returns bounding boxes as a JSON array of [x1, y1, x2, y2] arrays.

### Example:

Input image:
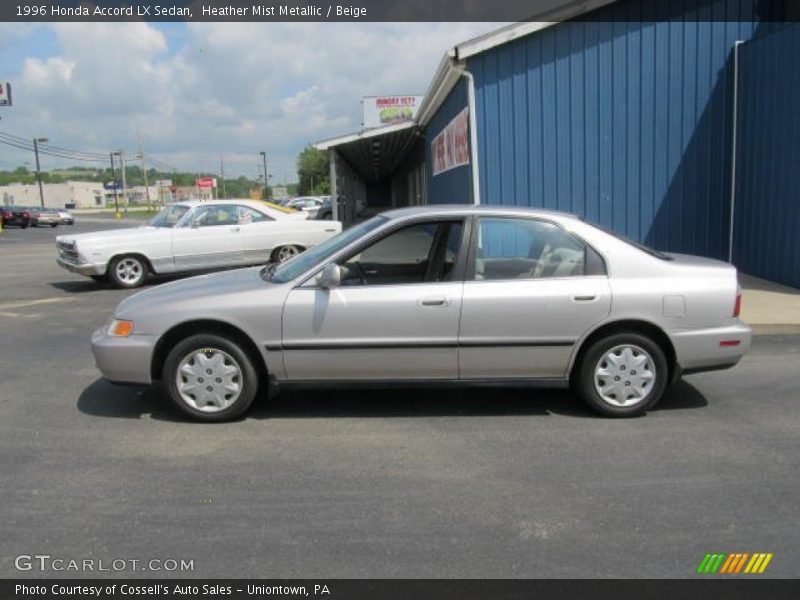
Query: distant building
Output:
[[0, 181, 158, 209]]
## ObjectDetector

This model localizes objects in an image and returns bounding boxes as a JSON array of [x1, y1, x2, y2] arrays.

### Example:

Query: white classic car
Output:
[[56, 199, 342, 288]]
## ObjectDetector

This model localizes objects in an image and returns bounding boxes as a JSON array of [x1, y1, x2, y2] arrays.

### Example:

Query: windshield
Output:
[[269, 216, 387, 284], [149, 204, 190, 228]]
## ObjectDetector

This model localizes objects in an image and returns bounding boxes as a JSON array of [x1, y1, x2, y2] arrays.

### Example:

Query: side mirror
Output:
[[317, 263, 341, 289], [190, 219, 202, 228]]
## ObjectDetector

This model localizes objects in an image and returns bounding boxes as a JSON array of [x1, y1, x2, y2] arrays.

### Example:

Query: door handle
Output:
[[571, 294, 596, 302], [420, 296, 449, 307], [230, 227, 240, 232]]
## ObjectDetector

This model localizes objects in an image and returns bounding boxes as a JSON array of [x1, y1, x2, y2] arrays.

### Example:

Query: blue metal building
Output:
[[317, 0, 799, 287]]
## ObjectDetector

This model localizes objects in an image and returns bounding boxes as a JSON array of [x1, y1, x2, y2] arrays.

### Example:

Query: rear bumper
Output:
[[57, 257, 106, 276], [91, 328, 156, 385], [671, 322, 752, 374]]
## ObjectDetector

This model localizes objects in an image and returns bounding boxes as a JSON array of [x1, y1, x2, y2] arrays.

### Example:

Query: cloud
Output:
[[0, 22, 502, 182]]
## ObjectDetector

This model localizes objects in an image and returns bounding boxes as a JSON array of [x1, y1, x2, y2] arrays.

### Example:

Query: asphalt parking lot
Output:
[[0, 219, 797, 579]]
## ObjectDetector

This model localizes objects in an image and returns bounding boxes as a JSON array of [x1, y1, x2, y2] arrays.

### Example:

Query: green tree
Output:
[[296, 146, 329, 195]]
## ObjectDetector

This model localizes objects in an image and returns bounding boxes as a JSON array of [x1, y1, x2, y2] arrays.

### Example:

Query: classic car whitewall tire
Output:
[[164, 333, 259, 422], [109, 255, 148, 288], [575, 332, 668, 417]]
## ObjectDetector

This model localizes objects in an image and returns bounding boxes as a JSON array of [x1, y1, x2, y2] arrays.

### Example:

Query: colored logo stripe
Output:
[[697, 553, 773, 574]]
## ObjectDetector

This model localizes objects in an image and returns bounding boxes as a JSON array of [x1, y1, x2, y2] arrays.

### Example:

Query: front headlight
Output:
[[107, 319, 134, 337]]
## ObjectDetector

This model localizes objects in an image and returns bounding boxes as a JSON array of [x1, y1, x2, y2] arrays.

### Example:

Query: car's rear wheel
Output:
[[575, 333, 668, 417], [163, 334, 258, 422], [109, 255, 148, 288], [272, 244, 303, 263]]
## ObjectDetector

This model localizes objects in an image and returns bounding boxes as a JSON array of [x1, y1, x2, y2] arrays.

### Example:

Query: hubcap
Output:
[[593, 344, 655, 407], [277, 245, 299, 262], [176, 348, 242, 413], [115, 258, 143, 284]]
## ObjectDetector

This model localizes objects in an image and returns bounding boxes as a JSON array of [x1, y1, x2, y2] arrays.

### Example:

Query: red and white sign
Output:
[[431, 107, 470, 176], [0, 82, 11, 107], [196, 177, 217, 189]]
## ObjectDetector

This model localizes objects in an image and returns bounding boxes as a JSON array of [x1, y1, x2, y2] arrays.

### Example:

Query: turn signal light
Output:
[[107, 319, 134, 337], [733, 293, 742, 318], [720, 340, 741, 347]]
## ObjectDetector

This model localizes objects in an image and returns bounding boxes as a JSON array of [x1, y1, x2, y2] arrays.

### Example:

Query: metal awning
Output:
[[314, 121, 419, 182]]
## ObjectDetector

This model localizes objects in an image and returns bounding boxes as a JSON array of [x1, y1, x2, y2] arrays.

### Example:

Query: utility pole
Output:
[[119, 150, 128, 209], [33, 137, 48, 207], [137, 132, 152, 211], [110, 151, 120, 218], [220, 156, 226, 199], [260, 151, 268, 199]]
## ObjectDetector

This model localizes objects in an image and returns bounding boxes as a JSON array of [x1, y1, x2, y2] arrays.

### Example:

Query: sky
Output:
[[0, 22, 501, 183]]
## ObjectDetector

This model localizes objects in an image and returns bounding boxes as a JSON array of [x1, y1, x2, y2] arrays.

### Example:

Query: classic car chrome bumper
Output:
[[56, 257, 107, 276]]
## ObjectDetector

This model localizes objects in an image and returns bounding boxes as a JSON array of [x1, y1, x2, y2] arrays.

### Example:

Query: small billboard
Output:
[[363, 95, 423, 129], [0, 82, 12, 107], [196, 177, 217, 189]]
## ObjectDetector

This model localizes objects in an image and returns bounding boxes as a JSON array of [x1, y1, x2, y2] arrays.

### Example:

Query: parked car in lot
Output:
[[57, 210, 75, 225], [1, 206, 30, 228], [57, 199, 342, 288], [284, 196, 324, 218], [315, 197, 333, 220], [91, 205, 751, 422], [28, 207, 60, 227]]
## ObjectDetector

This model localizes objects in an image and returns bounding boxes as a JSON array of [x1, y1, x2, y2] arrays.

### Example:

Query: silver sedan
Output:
[[92, 205, 751, 421]]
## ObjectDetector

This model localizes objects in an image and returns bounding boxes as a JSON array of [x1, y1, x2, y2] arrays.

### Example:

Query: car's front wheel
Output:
[[163, 334, 259, 422], [272, 244, 303, 263], [108, 255, 148, 288], [574, 333, 668, 417]]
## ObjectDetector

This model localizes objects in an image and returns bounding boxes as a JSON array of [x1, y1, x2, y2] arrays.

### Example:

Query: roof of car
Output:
[[381, 204, 577, 221]]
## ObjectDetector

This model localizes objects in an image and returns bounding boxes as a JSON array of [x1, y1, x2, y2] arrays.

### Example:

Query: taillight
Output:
[[733, 292, 742, 318]]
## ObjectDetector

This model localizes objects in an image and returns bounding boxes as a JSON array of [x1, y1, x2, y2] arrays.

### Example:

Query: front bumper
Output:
[[671, 321, 753, 373], [57, 257, 107, 276], [91, 328, 158, 385]]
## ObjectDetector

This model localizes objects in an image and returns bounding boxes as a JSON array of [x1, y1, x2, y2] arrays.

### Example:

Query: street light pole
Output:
[[33, 137, 48, 207], [260, 151, 268, 199], [110, 152, 120, 218]]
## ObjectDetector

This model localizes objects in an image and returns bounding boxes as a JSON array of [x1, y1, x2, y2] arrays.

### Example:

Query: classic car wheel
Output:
[[575, 333, 668, 417], [109, 255, 148, 288], [164, 334, 258, 422], [273, 244, 303, 263]]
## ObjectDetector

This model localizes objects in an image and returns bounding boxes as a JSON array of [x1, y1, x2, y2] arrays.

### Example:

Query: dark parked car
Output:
[[316, 197, 333, 220], [1, 206, 30, 228]]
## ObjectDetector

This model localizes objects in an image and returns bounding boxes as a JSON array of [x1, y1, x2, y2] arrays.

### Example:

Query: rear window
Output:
[[592, 223, 673, 261]]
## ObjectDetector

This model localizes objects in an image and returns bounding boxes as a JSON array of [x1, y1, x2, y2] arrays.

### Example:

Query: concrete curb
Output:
[[751, 324, 800, 336]]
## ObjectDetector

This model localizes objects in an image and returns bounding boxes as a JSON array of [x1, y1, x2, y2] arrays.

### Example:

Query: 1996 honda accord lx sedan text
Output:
[[91, 206, 752, 421]]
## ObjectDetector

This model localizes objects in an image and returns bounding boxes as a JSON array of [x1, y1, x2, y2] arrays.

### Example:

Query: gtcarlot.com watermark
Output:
[[15, 554, 194, 573]]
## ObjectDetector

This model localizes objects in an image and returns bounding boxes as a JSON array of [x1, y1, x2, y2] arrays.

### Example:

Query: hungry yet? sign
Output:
[[431, 107, 470, 176], [363, 95, 422, 128]]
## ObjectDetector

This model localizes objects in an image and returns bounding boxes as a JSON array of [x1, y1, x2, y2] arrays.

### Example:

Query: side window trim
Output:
[[466, 215, 607, 282]]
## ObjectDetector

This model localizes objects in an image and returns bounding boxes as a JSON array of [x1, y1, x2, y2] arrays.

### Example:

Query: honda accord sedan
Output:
[[92, 205, 751, 421]]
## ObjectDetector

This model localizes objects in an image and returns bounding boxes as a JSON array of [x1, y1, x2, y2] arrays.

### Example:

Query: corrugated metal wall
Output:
[[733, 22, 800, 288], [425, 77, 474, 204], [468, 0, 765, 259]]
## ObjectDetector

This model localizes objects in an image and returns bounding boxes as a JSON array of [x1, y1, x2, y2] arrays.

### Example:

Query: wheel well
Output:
[[150, 319, 268, 382], [109, 253, 154, 275], [570, 320, 677, 383]]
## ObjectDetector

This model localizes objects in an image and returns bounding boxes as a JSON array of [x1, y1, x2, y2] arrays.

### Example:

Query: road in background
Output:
[[0, 221, 797, 578]]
